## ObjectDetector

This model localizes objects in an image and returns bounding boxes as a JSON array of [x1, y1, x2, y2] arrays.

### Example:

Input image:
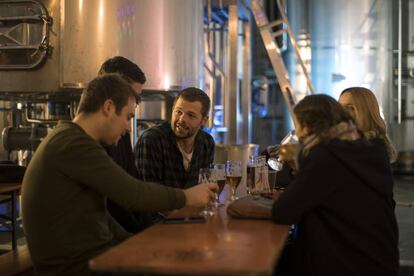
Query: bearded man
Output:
[[135, 87, 215, 188]]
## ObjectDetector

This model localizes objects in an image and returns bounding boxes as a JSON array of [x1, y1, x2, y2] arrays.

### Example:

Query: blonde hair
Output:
[[340, 87, 397, 162]]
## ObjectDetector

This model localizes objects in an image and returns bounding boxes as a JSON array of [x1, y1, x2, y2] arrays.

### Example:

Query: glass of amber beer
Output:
[[210, 163, 226, 206], [225, 160, 242, 201]]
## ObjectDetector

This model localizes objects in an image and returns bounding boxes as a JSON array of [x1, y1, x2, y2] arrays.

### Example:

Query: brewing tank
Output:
[[0, 0, 204, 92], [286, 0, 414, 173], [309, 0, 392, 110], [288, 0, 393, 107], [390, 0, 414, 173], [286, 0, 394, 139]]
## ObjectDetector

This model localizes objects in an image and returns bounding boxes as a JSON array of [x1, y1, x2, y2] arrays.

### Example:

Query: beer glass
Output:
[[210, 164, 226, 206], [267, 130, 298, 171], [247, 155, 266, 194], [198, 168, 215, 216], [225, 160, 242, 201]]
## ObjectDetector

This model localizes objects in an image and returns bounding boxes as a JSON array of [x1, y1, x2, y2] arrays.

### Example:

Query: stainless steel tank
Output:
[[286, 0, 395, 143], [289, 0, 393, 107], [391, 0, 414, 173], [0, 0, 204, 92], [286, 0, 414, 173]]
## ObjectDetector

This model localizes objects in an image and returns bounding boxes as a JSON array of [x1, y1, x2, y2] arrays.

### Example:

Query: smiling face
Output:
[[170, 97, 208, 140], [103, 96, 136, 145]]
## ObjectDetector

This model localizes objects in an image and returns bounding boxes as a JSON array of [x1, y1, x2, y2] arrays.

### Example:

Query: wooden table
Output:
[[89, 203, 290, 275], [0, 183, 22, 250]]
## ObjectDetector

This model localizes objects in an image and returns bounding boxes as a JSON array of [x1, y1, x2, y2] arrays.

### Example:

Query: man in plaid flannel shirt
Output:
[[135, 87, 215, 188]]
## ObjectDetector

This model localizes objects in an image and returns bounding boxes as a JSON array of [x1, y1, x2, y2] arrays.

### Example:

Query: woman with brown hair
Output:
[[272, 94, 399, 276], [339, 87, 397, 162]]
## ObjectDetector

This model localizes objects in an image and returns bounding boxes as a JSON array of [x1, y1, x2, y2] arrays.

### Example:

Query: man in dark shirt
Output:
[[98, 56, 145, 178], [135, 87, 215, 188], [98, 56, 151, 233], [22, 74, 217, 275]]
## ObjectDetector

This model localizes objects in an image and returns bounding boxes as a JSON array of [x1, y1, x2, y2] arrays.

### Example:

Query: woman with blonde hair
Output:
[[272, 94, 399, 276], [339, 87, 397, 162]]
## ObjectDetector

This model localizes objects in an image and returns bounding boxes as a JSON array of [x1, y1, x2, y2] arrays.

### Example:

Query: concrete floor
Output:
[[395, 176, 414, 261]]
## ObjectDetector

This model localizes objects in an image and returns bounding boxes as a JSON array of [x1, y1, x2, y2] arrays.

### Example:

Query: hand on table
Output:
[[184, 182, 218, 207]]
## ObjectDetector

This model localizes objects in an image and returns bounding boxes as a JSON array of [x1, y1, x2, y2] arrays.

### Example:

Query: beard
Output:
[[172, 121, 197, 139]]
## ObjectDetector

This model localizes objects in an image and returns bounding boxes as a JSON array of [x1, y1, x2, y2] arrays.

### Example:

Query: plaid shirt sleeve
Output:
[[135, 129, 164, 184], [185, 132, 215, 187], [206, 135, 215, 165]]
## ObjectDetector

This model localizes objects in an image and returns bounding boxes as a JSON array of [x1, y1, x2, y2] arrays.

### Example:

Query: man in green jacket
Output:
[[21, 74, 217, 276]]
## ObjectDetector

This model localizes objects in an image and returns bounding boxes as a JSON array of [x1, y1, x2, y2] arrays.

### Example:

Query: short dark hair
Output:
[[293, 94, 353, 136], [98, 56, 146, 85], [77, 74, 136, 115], [174, 87, 211, 117]]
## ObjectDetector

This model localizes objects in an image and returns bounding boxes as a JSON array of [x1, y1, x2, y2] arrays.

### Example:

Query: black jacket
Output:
[[105, 133, 154, 233], [105, 133, 138, 178], [272, 138, 399, 276]]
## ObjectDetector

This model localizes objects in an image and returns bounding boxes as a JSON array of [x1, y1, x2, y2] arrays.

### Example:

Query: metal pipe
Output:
[[207, 0, 212, 24], [276, 0, 315, 95], [25, 109, 57, 124], [70, 101, 77, 119], [225, 4, 239, 144], [208, 53, 226, 77], [204, 21, 214, 130], [397, 0, 402, 124], [242, 20, 251, 143], [259, 19, 284, 30], [219, 26, 227, 129], [204, 10, 227, 131], [204, 63, 216, 129]]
